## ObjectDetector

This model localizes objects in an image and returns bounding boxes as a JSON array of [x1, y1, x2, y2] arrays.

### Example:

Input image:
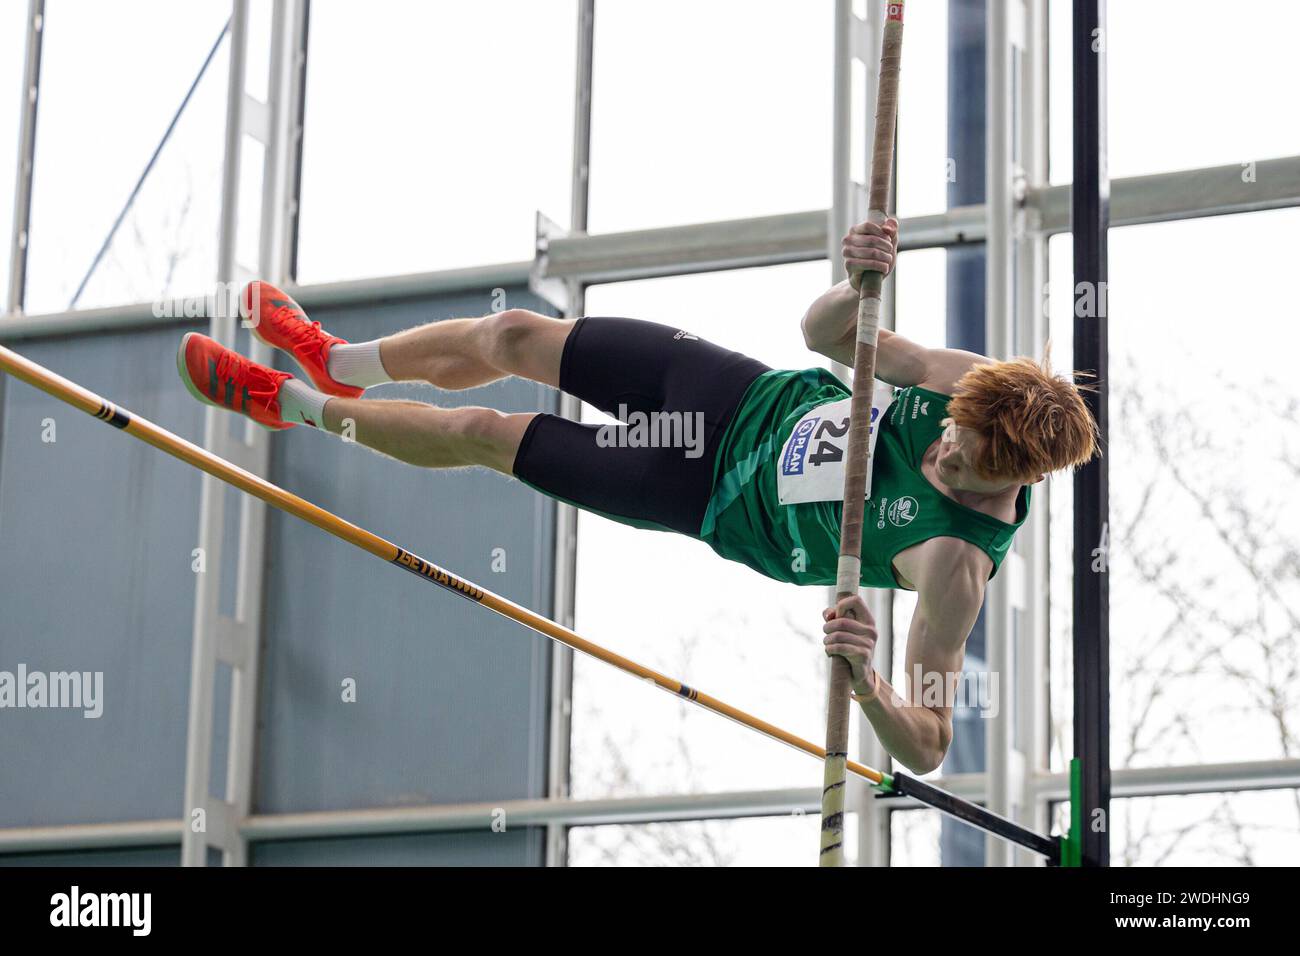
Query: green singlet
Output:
[[698, 368, 1029, 589]]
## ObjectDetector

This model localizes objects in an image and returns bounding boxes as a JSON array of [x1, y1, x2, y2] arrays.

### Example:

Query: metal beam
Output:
[[887, 772, 1060, 863], [984, 0, 1014, 868], [1035, 155, 1300, 233], [1071, 0, 1110, 868], [181, 0, 309, 869], [5, 0, 43, 315], [0, 790, 820, 854], [539, 209, 830, 284], [542, 0, 595, 869], [1035, 759, 1300, 802], [4, 758, 1297, 855], [0, 820, 183, 855], [242, 788, 821, 840], [180, 0, 260, 869], [536, 157, 1300, 285], [1015, 0, 1053, 868], [4, 155, 1298, 336], [0, 263, 534, 341]]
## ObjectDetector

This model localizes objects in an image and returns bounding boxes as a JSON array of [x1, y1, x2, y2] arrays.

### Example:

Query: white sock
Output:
[[327, 339, 392, 388], [278, 377, 330, 428]]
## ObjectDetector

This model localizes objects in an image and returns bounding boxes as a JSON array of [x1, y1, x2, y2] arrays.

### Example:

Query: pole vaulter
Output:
[[820, 0, 906, 867], [0, 339, 1079, 865]]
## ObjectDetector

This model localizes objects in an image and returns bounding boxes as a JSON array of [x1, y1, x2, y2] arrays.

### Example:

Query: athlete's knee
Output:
[[450, 406, 531, 472], [483, 309, 545, 365], [481, 309, 573, 382], [450, 405, 505, 441]]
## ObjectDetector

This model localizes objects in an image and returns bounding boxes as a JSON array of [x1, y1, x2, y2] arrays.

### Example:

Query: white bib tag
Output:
[[776, 382, 895, 505]]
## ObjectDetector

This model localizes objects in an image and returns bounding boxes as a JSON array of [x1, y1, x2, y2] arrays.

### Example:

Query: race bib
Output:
[[776, 382, 895, 505]]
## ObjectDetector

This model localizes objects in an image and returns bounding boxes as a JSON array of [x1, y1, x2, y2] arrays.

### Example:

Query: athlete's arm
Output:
[[801, 219, 991, 392], [827, 537, 988, 774]]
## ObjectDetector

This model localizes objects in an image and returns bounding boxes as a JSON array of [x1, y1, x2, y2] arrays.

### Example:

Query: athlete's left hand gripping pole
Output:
[[820, 0, 905, 867]]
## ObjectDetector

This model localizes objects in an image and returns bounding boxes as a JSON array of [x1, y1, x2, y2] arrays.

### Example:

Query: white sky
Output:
[[2, 1, 1297, 866]]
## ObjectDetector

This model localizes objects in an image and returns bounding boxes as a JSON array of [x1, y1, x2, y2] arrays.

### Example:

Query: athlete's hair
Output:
[[946, 347, 1099, 482]]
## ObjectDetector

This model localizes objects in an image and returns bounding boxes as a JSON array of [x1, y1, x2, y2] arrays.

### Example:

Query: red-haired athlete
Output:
[[177, 219, 1097, 773]]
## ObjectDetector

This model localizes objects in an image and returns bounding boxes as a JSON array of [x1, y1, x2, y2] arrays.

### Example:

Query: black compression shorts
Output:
[[511, 316, 770, 535]]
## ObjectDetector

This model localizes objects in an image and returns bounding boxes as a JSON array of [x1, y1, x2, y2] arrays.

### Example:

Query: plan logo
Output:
[[887, 495, 918, 527], [50, 886, 151, 936], [781, 417, 819, 476]]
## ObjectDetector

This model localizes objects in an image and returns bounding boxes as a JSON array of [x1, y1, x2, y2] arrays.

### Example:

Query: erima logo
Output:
[[919, 401, 929, 416], [50, 886, 151, 936], [672, 330, 699, 341]]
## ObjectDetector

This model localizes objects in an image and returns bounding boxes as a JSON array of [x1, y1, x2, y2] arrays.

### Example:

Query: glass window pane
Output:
[[0, 2, 27, 309], [893, 247, 946, 347], [569, 254, 960, 801], [890, 805, 999, 866], [571, 262, 846, 798], [1046, 231, 1075, 774], [567, 813, 827, 866], [1050, 790, 1300, 866], [1048, 210, 1300, 770], [588, 2, 832, 233], [895, 0, 950, 220], [295, 1, 576, 284], [1050, 1, 1300, 183], [24, 0, 229, 314]]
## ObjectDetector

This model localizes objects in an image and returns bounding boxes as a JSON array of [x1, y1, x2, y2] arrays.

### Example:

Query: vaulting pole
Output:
[[819, 0, 905, 866]]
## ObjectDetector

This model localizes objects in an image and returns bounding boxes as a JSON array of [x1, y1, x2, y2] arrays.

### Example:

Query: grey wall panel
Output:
[[0, 325, 209, 827], [0, 286, 559, 872], [250, 827, 542, 866], [254, 288, 558, 815]]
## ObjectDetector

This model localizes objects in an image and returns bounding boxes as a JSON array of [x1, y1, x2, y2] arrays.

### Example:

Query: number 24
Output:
[[807, 409, 878, 467]]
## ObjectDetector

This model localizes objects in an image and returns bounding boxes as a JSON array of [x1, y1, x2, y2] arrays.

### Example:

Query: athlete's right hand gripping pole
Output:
[[819, 0, 905, 867]]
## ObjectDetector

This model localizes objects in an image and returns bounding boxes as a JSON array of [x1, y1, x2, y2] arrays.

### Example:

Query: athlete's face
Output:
[[935, 419, 1018, 494]]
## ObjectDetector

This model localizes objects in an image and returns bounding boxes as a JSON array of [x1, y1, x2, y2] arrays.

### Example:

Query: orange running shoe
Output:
[[176, 332, 295, 430], [243, 280, 363, 398]]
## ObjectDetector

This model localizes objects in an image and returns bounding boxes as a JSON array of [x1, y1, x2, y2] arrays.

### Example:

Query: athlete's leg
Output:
[[245, 281, 574, 394], [181, 309, 770, 537], [178, 330, 534, 473], [319, 397, 534, 475], [374, 309, 575, 391]]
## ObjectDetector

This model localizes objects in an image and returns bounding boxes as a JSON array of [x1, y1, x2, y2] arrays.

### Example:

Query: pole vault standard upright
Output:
[[820, 0, 905, 866], [0, 341, 1075, 865]]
